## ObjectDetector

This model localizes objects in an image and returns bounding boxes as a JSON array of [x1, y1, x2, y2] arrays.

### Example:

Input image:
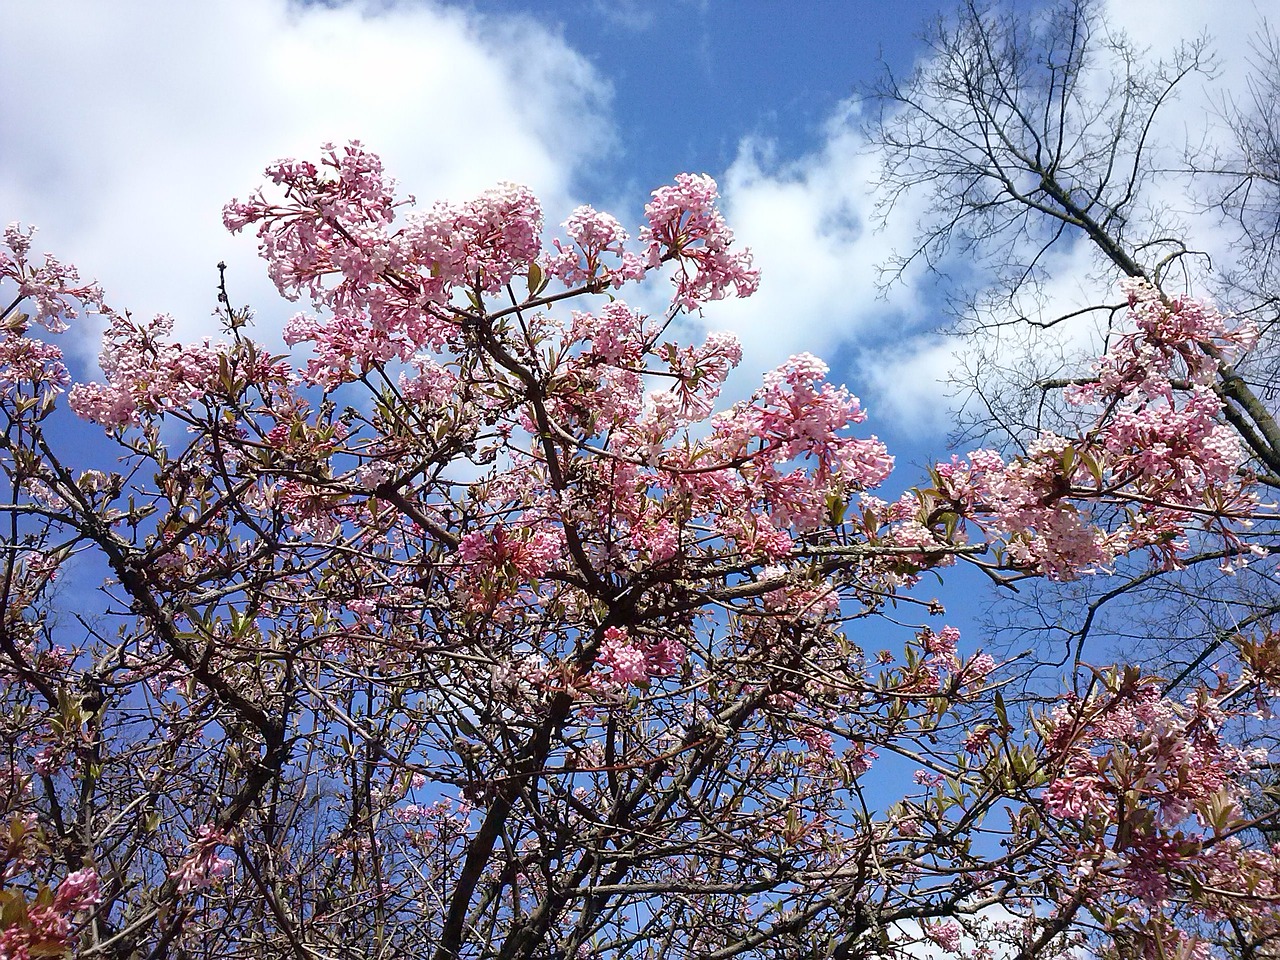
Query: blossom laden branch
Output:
[[0, 143, 1274, 960]]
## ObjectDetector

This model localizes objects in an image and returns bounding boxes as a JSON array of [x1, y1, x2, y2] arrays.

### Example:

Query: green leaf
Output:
[[454, 715, 478, 738], [0, 891, 27, 928], [826, 493, 847, 526]]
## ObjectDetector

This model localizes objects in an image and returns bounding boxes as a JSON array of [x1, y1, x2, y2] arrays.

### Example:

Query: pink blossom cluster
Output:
[[1041, 677, 1263, 908], [68, 313, 223, 428], [957, 912, 1084, 960], [655, 330, 745, 422], [963, 725, 995, 755], [1094, 924, 1214, 960], [898, 625, 995, 695], [544, 206, 645, 288], [224, 143, 398, 302], [565, 350, 875, 568], [52, 870, 98, 914], [759, 571, 841, 619], [797, 724, 834, 756], [551, 300, 651, 435], [845, 741, 877, 776], [930, 442, 1125, 578], [457, 524, 562, 580], [0, 336, 69, 406], [692, 353, 893, 557], [406, 181, 543, 297], [0, 225, 93, 416], [455, 524, 565, 614], [225, 145, 566, 387], [473, 315, 893, 595], [1066, 281, 1257, 547], [227, 145, 764, 389], [169, 823, 234, 894], [572, 323, 746, 464], [226, 143, 439, 385], [1, 223, 105, 334], [596, 626, 685, 687], [922, 920, 963, 954], [640, 173, 760, 310], [569, 300, 650, 367], [590, 348, 894, 566], [0, 868, 98, 960], [1043, 682, 1251, 828], [1074, 279, 1259, 402], [922, 624, 961, 659], [269, 479, 351, 539], [917, 283, 1259, 578], [388, 798, 474, 851]]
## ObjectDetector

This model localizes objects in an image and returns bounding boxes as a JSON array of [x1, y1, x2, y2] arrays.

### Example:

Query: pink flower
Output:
[[960, 654, 996, 688], [2, 223, 107, 333], [1039, 676, 1262, 910], [545, 206, 642, 287], [924, 920, 963, 955], [69, 312, 223, 429], [596, 627, 685, 687], [30, 745, 60, 776], [640, 174, 759, 310], [170, 823, 234, 894], [0, 336, 70, 404], [935, 284, 1259, 580], [922, 625, 961, 659], [798, 725, 834, 758], [458, 525, 563, 581], [895, 817, 921, 838], [52, 869, 100, 913], [598, 628, 649, 686], [963, 726, 994, 754], [0, 870, 99, 960], [845, 742, 877, 776]]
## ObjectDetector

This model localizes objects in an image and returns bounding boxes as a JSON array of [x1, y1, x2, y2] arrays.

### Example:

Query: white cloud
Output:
[[1103, 0, 1264, 89], [701, 102, 932, 407], [0, 0, 612, 356], [892, 905, 1087, 960], [3, 0, 1264, 442], [859, 337, 960, 439], [588, 0, 656, 32]]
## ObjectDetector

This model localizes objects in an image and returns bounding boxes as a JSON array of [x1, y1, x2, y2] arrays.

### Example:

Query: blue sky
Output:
[[0, 0, 966, 436], [0, 0, 1269, 650], [459, 0, 956, 195], [3, 0, 1258, 430]]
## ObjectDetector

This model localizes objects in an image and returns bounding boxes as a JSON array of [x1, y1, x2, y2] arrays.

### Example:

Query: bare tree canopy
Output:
[[866, 0, 1280, 751]]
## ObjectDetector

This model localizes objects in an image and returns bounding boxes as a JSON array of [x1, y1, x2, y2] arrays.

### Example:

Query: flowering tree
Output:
[[1, 142, 1277, 960]]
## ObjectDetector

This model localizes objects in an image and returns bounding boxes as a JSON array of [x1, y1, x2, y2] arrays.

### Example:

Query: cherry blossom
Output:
[[169, 824, 234, 894], [0, 144, 1274, 960]]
